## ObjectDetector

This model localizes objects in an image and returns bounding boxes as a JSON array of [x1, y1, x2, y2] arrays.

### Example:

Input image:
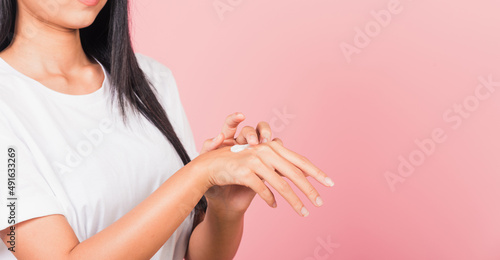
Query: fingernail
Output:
[[301, 207, 309, 217], [262, 138, 269, 143], [315, 196, 323, 207], [325, 177, 334, 187], [213, 133, 220, 142], [272, 202, 277, 208]]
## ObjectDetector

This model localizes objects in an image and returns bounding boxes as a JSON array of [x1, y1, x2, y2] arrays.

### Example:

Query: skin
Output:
[[187, 113, 275, 260], [0, 0, 107, 95], [0, 1, 334, 259]]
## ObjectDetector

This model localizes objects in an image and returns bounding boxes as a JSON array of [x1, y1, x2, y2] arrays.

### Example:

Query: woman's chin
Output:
[[60, 15, 99, 30]]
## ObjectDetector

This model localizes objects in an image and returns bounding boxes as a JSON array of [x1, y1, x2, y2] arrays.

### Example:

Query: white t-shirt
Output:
[[0, 53, 199, 260]]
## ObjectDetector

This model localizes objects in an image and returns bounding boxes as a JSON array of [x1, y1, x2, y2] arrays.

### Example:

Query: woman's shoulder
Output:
[[0, 71, 25, 103], [134, 52, 174, 81], [134, 52, 181, 104], [0, 66, 20, 85]]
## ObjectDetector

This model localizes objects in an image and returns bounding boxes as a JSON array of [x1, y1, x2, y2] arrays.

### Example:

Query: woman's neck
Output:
[[1, 5, 92, 74]]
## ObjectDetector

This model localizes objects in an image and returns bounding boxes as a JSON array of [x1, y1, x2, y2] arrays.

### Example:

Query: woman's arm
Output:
[[0, 161, 209, 260], [185, 200, 245, 260]]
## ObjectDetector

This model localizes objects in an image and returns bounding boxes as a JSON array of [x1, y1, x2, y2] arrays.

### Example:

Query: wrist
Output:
[[206, 198, 246, 221], [187, 155, 214, 194]]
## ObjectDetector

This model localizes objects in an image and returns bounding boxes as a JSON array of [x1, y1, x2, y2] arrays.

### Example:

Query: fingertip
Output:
[[301, 207, 309, 217], [212, 133, 222, 142], [324, 177, 334, 187], [235, 112, 245, 120]]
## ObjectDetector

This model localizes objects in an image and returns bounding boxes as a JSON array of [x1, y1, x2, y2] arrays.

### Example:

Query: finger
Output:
[[200, 133, 225, 154], [272, 137, 283, 146], [221, 138, 237, 147], [249, 156, 310, 217], [267, 141, 334, 188], [235, 126, 259, 145], [256, 121, 272, 143], [200, 139, 212, 154], [220, 112, 246, 141], [209, 132, 226, 150], [273, 168, 306, 178], [259, 146, 324, 207], [238, 169, 277, 208]]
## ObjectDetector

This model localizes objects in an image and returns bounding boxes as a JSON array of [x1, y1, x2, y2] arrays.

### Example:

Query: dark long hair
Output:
[[0, 0, 207, 230]]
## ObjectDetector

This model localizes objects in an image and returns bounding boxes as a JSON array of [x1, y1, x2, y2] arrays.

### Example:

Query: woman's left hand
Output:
[[199, 112, 278, 216], [199, 112, 273, 154]]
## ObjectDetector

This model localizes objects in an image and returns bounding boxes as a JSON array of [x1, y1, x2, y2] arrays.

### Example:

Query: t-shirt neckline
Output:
[[0, 56, 108, 104]]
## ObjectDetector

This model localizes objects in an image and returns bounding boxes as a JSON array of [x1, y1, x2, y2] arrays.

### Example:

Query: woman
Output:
[[0, 0, 333, 259]]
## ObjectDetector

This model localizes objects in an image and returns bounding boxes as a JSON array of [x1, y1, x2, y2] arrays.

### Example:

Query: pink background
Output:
[[131, 1, 500, 259]]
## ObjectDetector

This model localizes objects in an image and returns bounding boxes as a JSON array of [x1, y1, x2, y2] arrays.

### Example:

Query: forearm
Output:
[[68, 162, 208, 260], [185, 200, 245, 260]]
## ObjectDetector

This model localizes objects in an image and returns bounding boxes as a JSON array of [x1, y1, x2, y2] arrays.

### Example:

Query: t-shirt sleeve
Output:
[[0, 115, 65, 231]]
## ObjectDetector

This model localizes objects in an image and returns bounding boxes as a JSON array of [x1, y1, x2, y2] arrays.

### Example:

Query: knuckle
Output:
[[291, 167, 303, 178], [242, 126, 254, 132], [246, 154, 261, 166], [248, 146, 260, 154], [236, 166, 251, 177], [299, 155, 310, 165], [255, 143, 271, 153], [269, 139, 281, 147], [260, 184, 271, 195], [305, 185, 317, 197], [276, 179, 290, 192], [245, 148, 260, 160], [265, 141, 275, 149]]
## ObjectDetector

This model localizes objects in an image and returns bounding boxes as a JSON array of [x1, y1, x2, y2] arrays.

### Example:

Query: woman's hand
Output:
[[192, 139, 334, 218], [197, 112, 276, 217], [199, 112, 272, 155]]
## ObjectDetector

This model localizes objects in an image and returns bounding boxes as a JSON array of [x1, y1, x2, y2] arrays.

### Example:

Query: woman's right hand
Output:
[[191, 139, 334, 217]]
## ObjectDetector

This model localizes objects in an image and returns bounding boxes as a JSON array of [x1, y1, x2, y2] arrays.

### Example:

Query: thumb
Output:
[[200, 133, 225, 154], [210, 132, 225, 150]]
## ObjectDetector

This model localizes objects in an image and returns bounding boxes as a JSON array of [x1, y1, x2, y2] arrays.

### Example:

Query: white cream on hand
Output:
[[231, 144, 251, 153]]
